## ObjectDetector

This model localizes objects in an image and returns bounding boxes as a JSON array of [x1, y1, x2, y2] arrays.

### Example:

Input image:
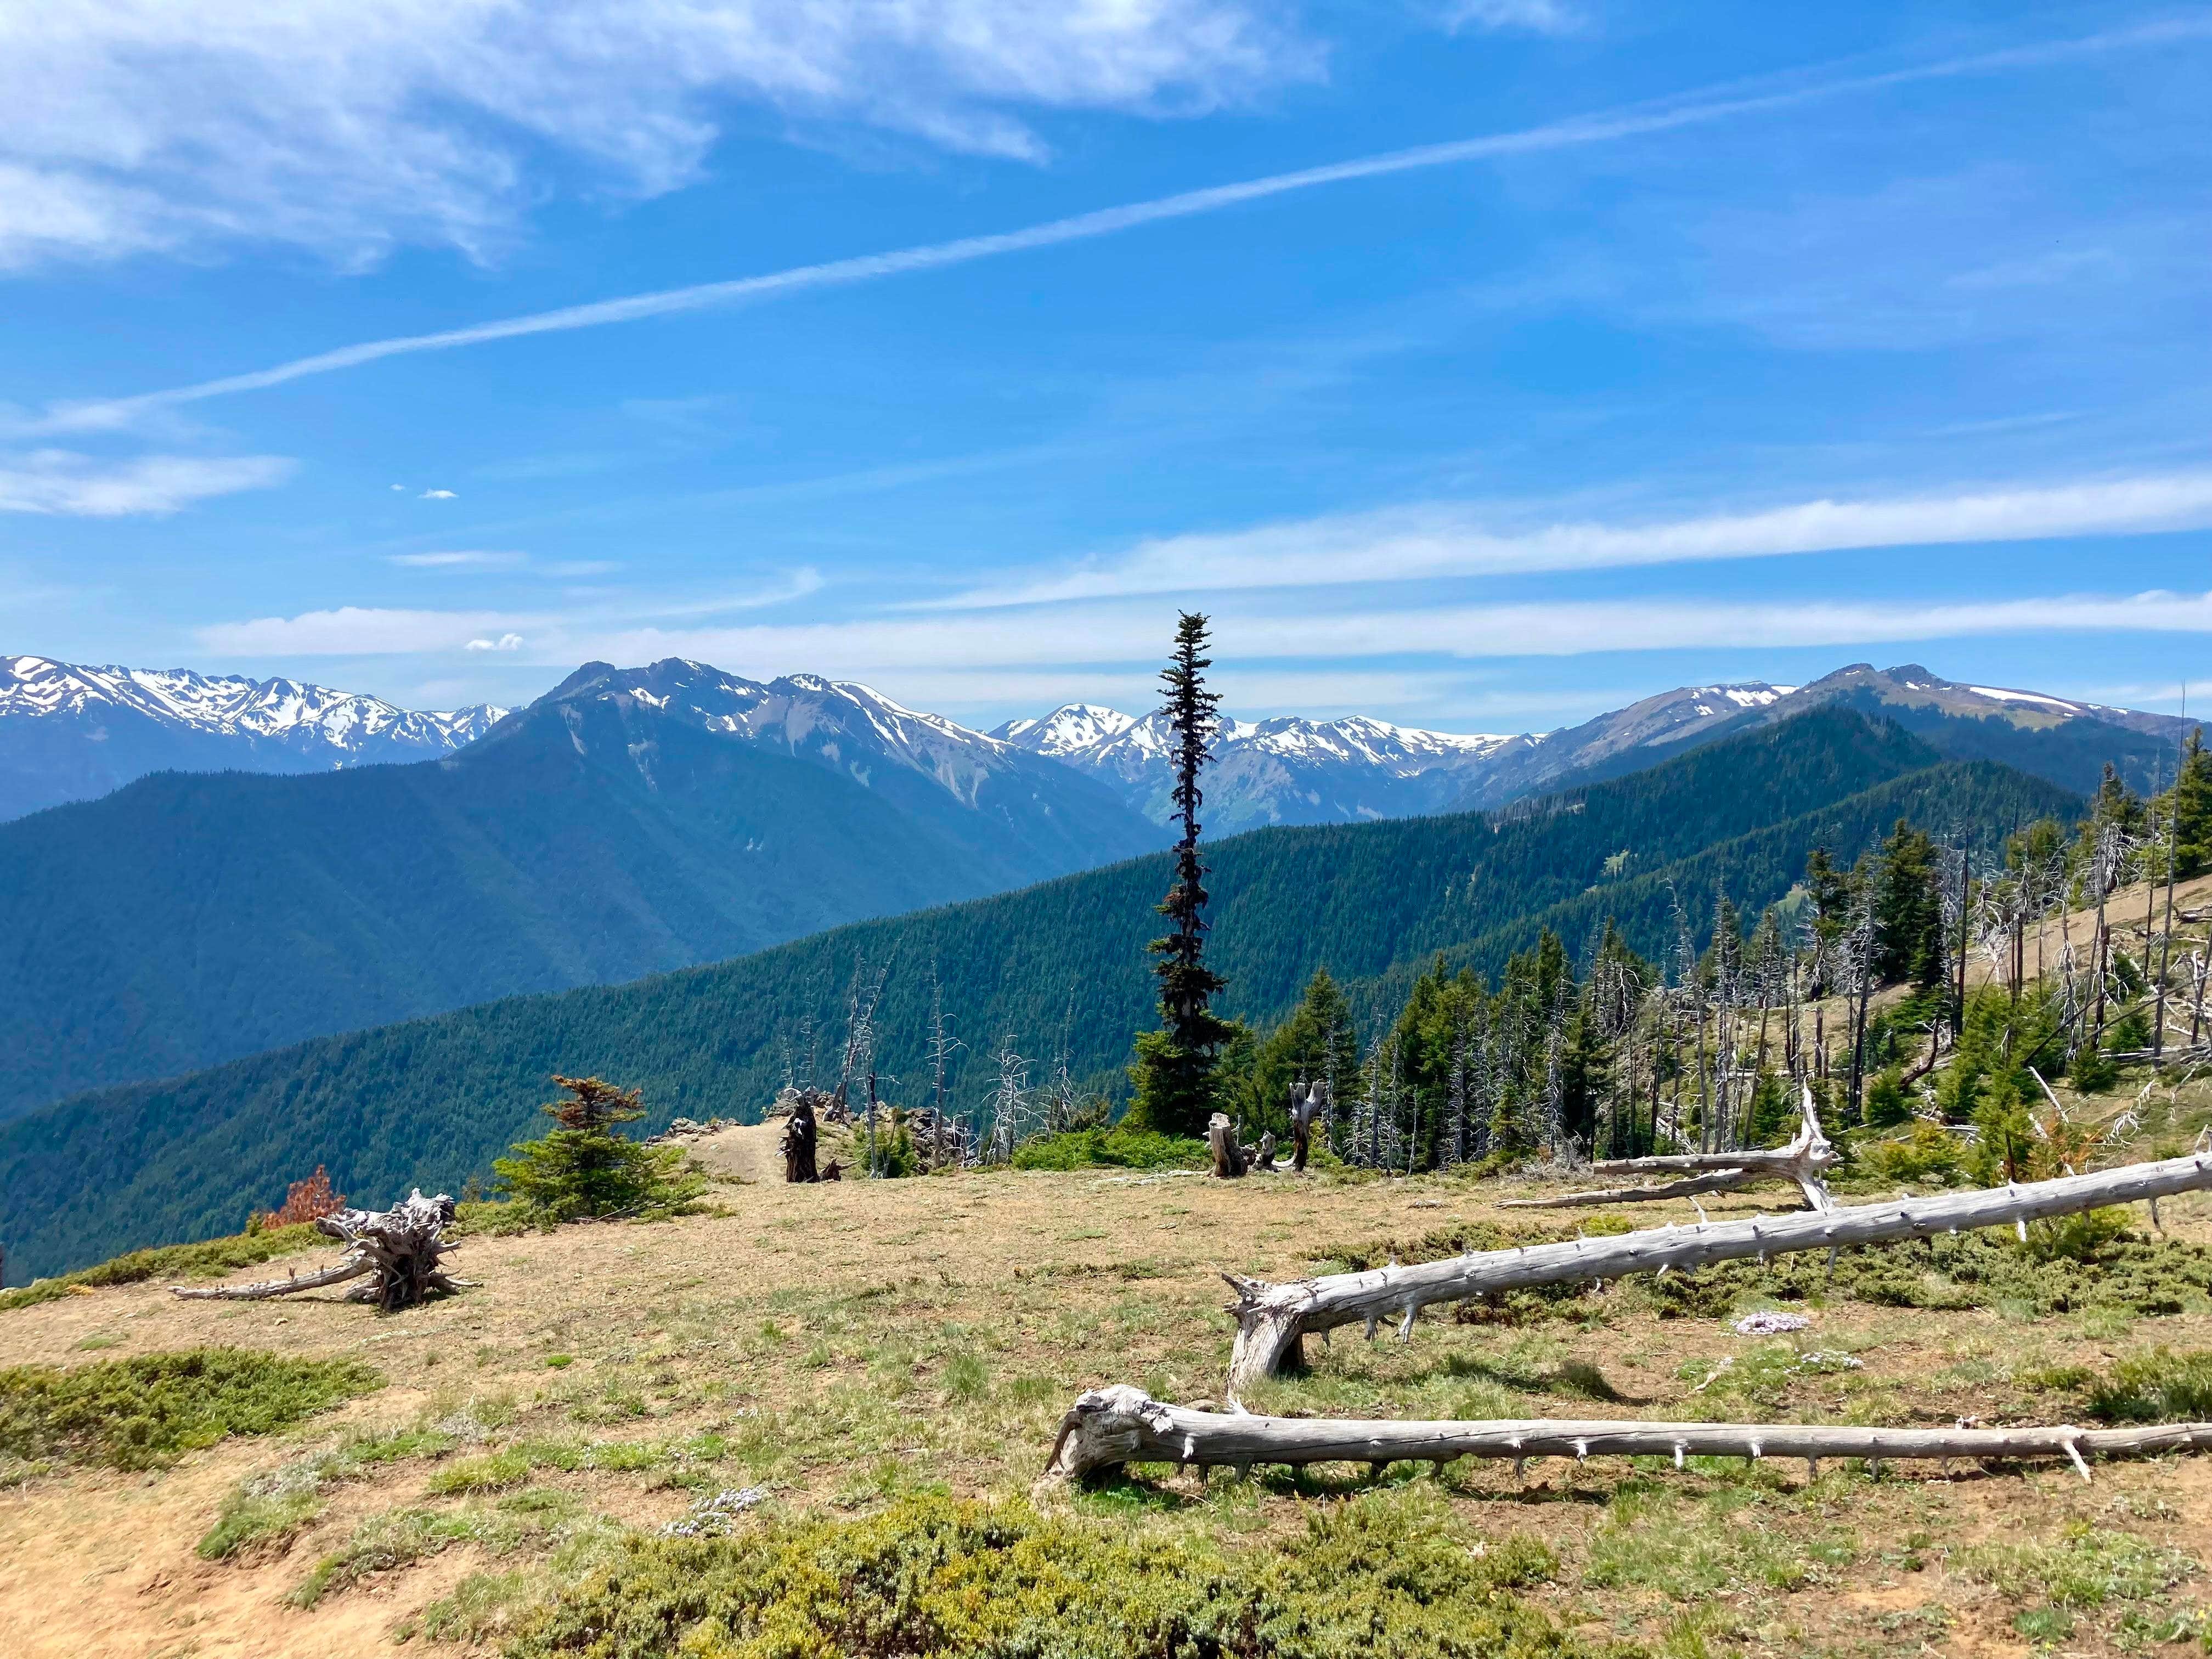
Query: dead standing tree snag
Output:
[[781, 1090, 821, 1183], [1503, 1085, 1838, 1213], [1221, 1149, 2212, 1397], [1044, 1385, 2212, 1487], [1209, 1113, 1247, 1179], [1291, 1080, 1324, 1172], [173, 1190, 463, 1312]]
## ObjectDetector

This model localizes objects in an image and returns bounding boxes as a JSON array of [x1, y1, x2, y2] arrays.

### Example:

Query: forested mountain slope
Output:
[[0, 708, 2075, 1280], [0, 680, 1160, 1112]]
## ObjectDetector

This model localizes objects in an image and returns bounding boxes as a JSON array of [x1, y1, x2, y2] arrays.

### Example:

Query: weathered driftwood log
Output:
[[1223, 1149, 2212, 1397], [1503, 1169, 1755, 1209], [1043, 1386, 2212, 1485], [1209, 1113, 1248, 1180], [174, 1191, 461, 1311], [1543, 1086, 1837, 1213], [1290, 1082, 1324, 1172]]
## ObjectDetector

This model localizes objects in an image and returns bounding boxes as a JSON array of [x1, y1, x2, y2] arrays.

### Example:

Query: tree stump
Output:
[[782, 1093, 821, 1183], [173, 1191, 462, 1311], [1209, 1113, 1247, 1179]]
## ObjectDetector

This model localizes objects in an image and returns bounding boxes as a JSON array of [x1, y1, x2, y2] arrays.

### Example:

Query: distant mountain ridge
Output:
[[0, 658, 1163, 1115], [992, 704, 1520, 831], [1476, 663, 2198, 804], [990, 663, 2192, 829], [0, 654, 509, 821]]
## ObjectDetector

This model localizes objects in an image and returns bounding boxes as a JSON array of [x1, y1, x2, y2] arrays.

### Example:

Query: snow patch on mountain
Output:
[[0, 655, 506, 755]]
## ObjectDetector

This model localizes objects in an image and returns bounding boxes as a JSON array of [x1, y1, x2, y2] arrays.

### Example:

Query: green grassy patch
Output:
[[0, 1223, 324, 1312], [0, 1348, 381, 1471], [199, 1487, 324, 1560], [1009, 1127, 1209, 1171], [507, 1489, 1577, 1658], [1960, 1520, 2200, 1645], [2084, 1348, 2212, 1423]]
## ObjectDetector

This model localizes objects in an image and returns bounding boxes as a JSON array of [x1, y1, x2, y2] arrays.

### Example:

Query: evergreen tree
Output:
[[1871, 819, 1944, 989], [493, 1075, 702, 1223], [1802, 845, 1854, 995], [2169, 729, 2212, 879], [1251, 967, 1359, 1139], [1126, 612, 1233, 1137]]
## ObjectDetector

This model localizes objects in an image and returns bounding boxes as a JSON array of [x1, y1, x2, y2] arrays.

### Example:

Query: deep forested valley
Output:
[[0, 706, 2078, 1278]]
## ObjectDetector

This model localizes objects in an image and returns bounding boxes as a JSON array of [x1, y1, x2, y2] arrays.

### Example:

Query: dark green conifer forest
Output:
[[1, 707, 2080, 1279]]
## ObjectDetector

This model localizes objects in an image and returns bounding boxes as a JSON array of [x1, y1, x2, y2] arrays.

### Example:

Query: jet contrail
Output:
[[36, 16, 2205, 435]]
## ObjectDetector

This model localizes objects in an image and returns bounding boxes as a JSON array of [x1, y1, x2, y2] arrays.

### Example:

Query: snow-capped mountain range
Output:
[[532, 659, 1158, 856], [992, 704, 1523, 832], [993, 664, 2199, 828], [0, 655, 507, 821], [5, 648, 2195, 832]]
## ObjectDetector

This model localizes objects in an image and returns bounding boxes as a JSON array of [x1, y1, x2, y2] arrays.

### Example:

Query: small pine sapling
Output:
[[492, 1075, 704, 1224]]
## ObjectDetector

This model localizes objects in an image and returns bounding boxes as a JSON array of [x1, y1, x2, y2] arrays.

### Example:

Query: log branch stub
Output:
[[1222, 1149, 2212, 1396], [1043, 1386, 2212, 1484]]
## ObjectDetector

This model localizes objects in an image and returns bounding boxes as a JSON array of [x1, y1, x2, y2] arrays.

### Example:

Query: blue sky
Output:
[[2, 0, 2208, 733]]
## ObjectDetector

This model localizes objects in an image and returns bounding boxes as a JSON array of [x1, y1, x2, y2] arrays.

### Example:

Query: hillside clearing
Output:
[[7, 1137, 2212, 1656]]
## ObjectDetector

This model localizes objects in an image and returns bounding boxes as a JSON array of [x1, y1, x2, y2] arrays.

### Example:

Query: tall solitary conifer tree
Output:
[[1126, 612, 1232, 1137]]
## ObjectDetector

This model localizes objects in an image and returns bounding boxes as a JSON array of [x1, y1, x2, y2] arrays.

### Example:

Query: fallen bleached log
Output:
[[1527, 1086, 1838, 1214], [1043, 1385, 2212, 1485], [1502, 1169, 1754, 1209], [174, 1190, 463, 1311], [1223, 1149, 2212, 1397]]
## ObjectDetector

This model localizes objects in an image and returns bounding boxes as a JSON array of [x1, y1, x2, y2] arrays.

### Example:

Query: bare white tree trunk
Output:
[[1223, 1150, 2212, 1397], [1045, 1386, 2211, 1485]]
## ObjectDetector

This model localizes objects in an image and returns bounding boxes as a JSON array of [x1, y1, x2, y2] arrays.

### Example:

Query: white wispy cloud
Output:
[[199, 606, 548, 656], [31, 16, 2203, 436], [419, 488, 458, 500], [572, 585, 2212, 679], [944, 472, 2212, 606], [197, 566, 823, 656], [0, 449, 293, 515], [0, 1, 1313, 273], [387, 550, 526, 570], [1439, 0, 1584, 36]]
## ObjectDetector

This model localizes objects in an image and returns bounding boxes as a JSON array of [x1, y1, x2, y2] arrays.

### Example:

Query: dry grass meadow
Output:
[[9, 1095, 2212, 1658]]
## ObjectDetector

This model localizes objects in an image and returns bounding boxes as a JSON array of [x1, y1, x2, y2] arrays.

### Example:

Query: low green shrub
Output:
[[199, 1488, 324, 1559], [1961, 1520, 2199, 1644], [2085, 1349, 2212, 1424], [1011, 1126, 1207, 1171], [508, 1491, 1575, 1659], [1847, 1119, 1965, 1186], [1, 1224, 324, 1312], [0, 1348, 381, 1470]]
